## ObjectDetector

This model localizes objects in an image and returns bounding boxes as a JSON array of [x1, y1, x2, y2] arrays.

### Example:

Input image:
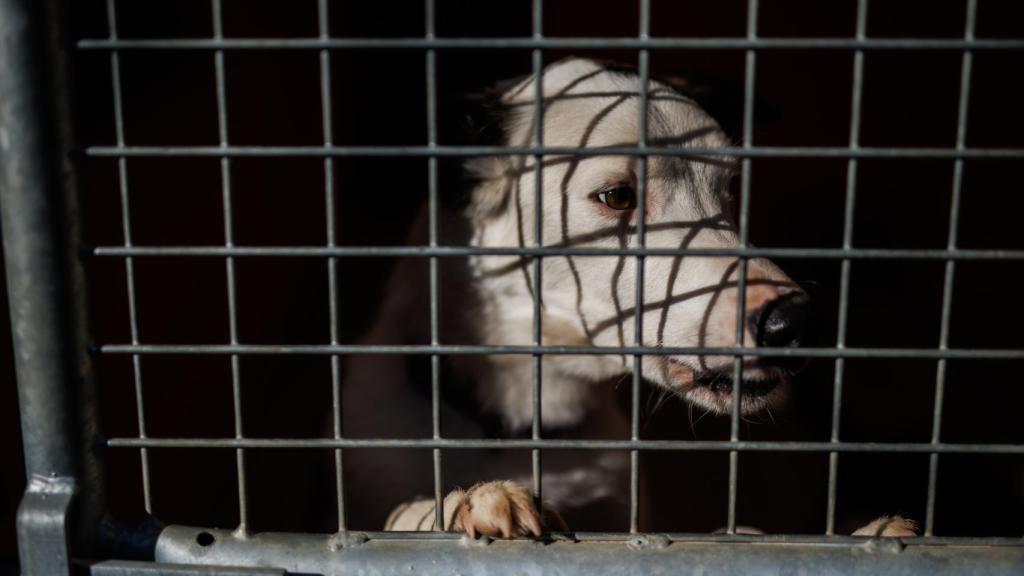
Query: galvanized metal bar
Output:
[[629, 0, 651, 535], [152, 525, 1024, 576], [1, 0, 80, 496], [317, 0, 347, 533], [424, 0, 445, 532], [211, 0, 249, 536], [727, 0, 759, 535], [925, 0, 977, 538], [76, 36, 1024, 51], [90, 245, 1024, 261], [1, 0, 102, 571], [105, 0, 153, 515], [90, 560, 285, 576], [826, 0, 868, 537], [530, 0, 544, 508], [96, 343, 1024, 360], [83, 143, 1024, 159], [16, 478, 76, 576], [106, 437, 1024, 454]]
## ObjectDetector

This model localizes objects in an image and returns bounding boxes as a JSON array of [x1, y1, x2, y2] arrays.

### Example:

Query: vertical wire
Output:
[[211, 0, 248, 536], [629, 0, 650, 535], [925, 0, 976, 537], [106, 0, 152, 514], [424, 0, 444, 532], [530, 0, 545, 508], [317, 0, 347, 532], [826, 0, 868, 537], [727, 0, 758, 535]]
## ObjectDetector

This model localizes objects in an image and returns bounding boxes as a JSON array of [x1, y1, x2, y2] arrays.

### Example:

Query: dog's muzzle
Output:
[[677, 292, 819, 414]]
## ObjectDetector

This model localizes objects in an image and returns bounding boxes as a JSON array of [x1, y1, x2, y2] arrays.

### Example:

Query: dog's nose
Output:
[[751, 292, 816, 349]]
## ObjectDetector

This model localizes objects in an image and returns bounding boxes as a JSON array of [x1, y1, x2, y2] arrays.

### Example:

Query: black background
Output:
[[3, 0, 1024, 563]]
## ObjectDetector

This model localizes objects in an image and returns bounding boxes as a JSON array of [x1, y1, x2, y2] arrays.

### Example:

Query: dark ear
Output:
[[462, 74, 530, 148], [443, 79, 518, 214], [489, 73, 533, 99]]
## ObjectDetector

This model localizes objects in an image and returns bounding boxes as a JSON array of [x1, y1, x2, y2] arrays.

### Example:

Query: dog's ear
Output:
[[440, 76, 514, 213], [463, 74, 526, 148], [456, 71, 529, 217], [490, 73, 534, 101], [464, 157, 513, 220]]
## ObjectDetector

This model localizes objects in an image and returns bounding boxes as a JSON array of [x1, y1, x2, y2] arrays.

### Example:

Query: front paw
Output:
[[452, 481, 543, 538], [852, 515, 918, 537]]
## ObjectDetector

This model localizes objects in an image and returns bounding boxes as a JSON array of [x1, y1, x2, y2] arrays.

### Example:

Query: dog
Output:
[[341, 58, 915, 539]]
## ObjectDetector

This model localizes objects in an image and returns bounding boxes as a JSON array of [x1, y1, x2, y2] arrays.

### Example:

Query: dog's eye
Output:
[[595, 185, 637, 210]]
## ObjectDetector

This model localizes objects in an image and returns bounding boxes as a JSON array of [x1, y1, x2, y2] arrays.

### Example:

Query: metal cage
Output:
[[3, 0, 1024, 574]]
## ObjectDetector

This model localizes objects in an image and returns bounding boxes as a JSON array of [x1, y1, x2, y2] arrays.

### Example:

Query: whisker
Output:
[[693, 406, 713, 427]]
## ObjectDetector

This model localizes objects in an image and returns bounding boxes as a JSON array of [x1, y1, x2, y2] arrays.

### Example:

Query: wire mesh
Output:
[[80, 0, 1024, 547]]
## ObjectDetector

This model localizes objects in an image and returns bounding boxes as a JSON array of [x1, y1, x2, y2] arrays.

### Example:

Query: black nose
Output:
[[751, 293, 817, 349]]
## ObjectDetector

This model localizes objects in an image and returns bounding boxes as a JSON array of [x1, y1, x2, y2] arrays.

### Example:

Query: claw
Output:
[[452, 481, 547, 539]]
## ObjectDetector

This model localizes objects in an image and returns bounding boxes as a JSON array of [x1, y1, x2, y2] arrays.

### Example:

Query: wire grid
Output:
[[89, 0, 1021, 539]]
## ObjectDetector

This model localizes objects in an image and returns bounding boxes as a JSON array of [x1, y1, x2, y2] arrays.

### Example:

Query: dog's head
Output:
[[466, 58, 816, 417]]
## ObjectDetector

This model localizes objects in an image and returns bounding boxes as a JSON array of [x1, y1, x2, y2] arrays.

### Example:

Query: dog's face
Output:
[[468, 58, 814, 416]]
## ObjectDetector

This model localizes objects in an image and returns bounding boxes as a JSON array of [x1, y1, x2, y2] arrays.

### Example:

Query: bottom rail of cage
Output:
[[123, 524, 1024, 576]]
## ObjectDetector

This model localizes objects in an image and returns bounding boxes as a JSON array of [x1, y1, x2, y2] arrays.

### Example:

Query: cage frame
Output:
[[4, 0, 1024, 574]]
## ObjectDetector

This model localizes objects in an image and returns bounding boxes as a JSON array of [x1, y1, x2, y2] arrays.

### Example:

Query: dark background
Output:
[[4, 0, 1024, 564]]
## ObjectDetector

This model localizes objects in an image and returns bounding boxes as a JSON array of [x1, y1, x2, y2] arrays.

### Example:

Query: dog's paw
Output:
[[852, 515, 919, 537], [452, 481, 543, 538]]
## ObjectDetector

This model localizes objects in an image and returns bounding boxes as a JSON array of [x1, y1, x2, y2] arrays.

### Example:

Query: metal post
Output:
[[0, 0, 102, 573], [925, 0, 978, 537], [210, 0, 250, 536], [425, 0, 445, 532], [317, 0, 348, 534], [727, 0, 759, 535], [629, 0, 651, 534], [826, 0, 869, 536], [530, 0, 545, 509]]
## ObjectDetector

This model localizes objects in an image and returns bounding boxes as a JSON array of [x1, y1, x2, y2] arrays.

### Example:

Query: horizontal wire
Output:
[[84, 144, 1024, 159], [95, 343, 1024, 360], [76, 37, 1024, 51], [106, 437, 1024, 454], [88, 245, 1024, 261]]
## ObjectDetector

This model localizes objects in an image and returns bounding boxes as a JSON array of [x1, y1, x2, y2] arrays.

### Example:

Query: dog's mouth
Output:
[[692, 368, 785, 398], [667, 358, 793, 415]]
